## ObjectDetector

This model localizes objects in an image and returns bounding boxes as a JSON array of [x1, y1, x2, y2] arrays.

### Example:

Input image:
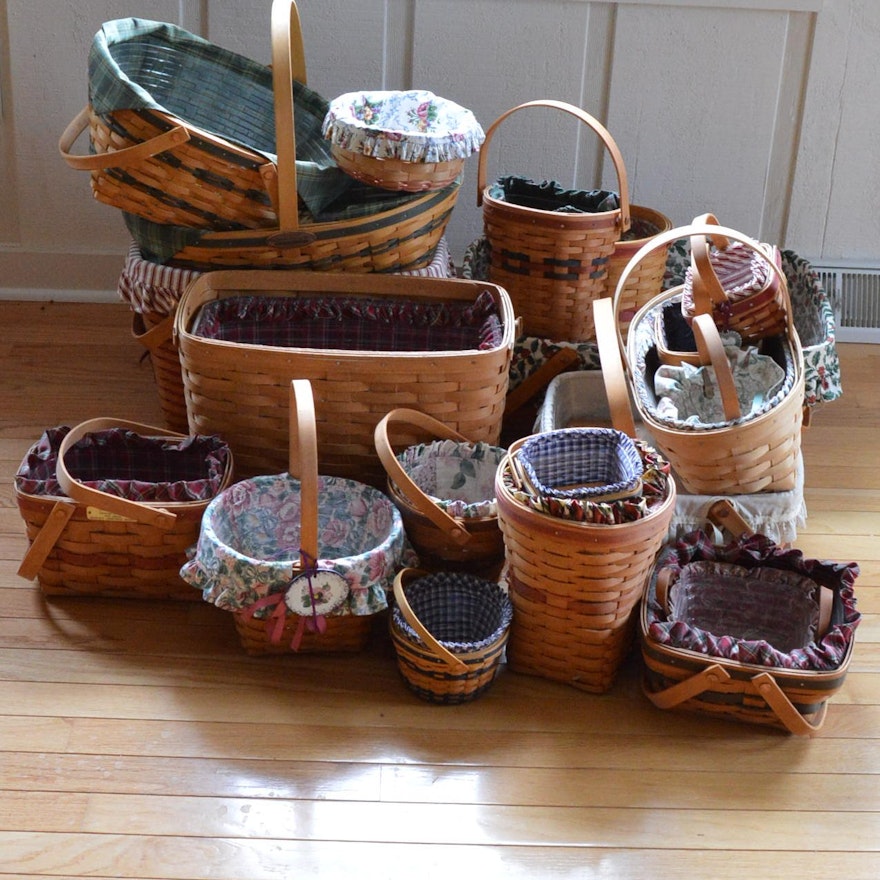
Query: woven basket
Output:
[[62, 0, 459, 272], [180, 380, 407, 654], [640, 501, 860, 736], [174, 270, 515, 484], [606, 204, 673, 341], [683, 213, 789, 343], [15, 419, 233, 600], [616, 223, 805, 496], [375, 408, 506, 576], [477, 99, 631, 342], [494, 299, 677, 693], [391, 568, 513, 704]]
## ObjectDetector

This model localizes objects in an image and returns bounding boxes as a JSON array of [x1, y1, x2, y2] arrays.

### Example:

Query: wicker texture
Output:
[[234, 610, 375, 655], [15, 420, 233, 600], [477, 100, 631, 342], [175, 271, 514, 484], [332, 148, 465, 192], [131, 310, 188, 434], [616, 223, 805, 496], [390, 569, 512, 704], [375, 408, 506, 576]]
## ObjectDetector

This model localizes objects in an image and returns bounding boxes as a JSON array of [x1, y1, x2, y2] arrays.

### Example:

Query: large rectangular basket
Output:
[[174, 271, 515, 485], [15, 419, 234, 600]]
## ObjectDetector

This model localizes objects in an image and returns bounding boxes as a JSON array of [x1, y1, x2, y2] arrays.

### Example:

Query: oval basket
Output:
[[375, 408, 506, 576], [390, 568, 513, 704]]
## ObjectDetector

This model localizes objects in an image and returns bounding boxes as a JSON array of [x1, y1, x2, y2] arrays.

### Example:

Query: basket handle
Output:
[[288, 379, 319, 563], [271, 0, 308, 235], [131, 311, 175, 353], [58, 106, 192, 171], [592, 296, 638, 438], [611, 221, 796, 369], [17, 499, 77, 581], [475, 99, 631, 234], [55, 418, 184, 529], [373, 409, 473, 545], [393, 568, 468, 672], [691, 313, 741, 421]]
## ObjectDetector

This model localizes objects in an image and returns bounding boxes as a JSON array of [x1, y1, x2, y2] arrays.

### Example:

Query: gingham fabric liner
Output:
[[323, 90, 484, 162], [645, 529, 860, 671], [15, 426, 230, 503], [517, 428, 643, 500], [118, 236, 454, 315], [191, 290, 502, 352], [392, 571, 513, 652]]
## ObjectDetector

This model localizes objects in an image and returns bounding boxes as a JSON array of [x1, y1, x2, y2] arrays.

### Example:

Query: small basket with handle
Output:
[[15, 419, 233, 600], [477, 99, 631, 342], [390, 568, 513, 704], [374, 408, 506, 577], [180, 380, 409, 655], [640, 499, 860, 736]]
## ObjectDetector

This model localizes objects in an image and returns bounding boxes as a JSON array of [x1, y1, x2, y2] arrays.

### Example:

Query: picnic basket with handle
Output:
[[477, 99, 631, 342], [61, 0, 459, 273], [616, 223, 805, 496], [390, 568, 513, 704], [374, 408, 506, 576], [15, 419, 233, 600], [180, 380, 408, 655], [494, 298, 677, 693], [174, 269, 515, 484], [640, 500, 860, 736], [683, 213, 789, 343]]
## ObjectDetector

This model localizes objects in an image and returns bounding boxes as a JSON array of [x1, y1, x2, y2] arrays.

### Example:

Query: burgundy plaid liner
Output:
[[15, 426, 231, 503], [190, 290, 503, 353]]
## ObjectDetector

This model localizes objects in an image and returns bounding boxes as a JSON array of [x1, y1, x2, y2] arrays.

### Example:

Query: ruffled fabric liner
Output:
[[645, 530, 860, 671], [323, 90, 485, 163], [192, 290, 503, 352], [15, 426, 230, 503]]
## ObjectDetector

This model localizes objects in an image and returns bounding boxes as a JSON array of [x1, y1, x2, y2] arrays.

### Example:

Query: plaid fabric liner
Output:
[[191, 290, 503, 352], [645, 529, 861, 671], [517, 428, 644, 499], [393, 571, 513, 652], [15, 426, 231, 503]]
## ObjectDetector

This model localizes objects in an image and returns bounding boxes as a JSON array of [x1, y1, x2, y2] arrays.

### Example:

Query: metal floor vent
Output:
[[811, 262, 880, 343]]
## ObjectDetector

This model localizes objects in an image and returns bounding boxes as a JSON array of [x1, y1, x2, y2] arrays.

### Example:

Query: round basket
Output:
[[323, 89, 484, 192], [180, 380, 407, 654], [375, 408, 506, 576], [390, 568, 513, 704]]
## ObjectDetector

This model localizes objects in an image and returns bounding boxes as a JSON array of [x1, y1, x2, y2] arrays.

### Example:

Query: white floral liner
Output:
[[397, 439, 505, 519], [180, 473, 408, 617], [323, 90, 484, 163]]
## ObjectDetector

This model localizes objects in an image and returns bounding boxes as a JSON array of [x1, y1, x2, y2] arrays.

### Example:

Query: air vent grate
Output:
[[810, 262, 880, 343]]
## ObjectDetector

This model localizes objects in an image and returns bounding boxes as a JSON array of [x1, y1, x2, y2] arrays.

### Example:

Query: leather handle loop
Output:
[[271, 0, 307, 232], [476, 99, 631, 234], [691, 313, 742, 421], [56, 419, 183, 529], [58, 106, 192, 171], [289, 379, 319, 563], [374, 409, 472, 545], [393, 568, 468, 672]]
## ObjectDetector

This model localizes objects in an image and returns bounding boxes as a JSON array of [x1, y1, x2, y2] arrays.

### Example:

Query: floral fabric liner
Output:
[[516, 428, 643, 500], [322, 90, 485, 163], [503, 438, 671, 525], [645, 529, 860, 671], [180, 473, 410, 617], [397, 439, 506, 519], [653, 329, 787, 425], [15, 426, 230, 503], [191, 291, 503, 353], [631, 294, 797, 431], [488, 177, 620, 214]]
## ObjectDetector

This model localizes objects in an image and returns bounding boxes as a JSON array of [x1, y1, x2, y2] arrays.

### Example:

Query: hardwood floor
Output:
[[1, 300, 878, 879]]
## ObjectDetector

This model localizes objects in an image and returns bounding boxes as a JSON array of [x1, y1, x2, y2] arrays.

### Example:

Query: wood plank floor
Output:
[[1, 300, 878, 879]]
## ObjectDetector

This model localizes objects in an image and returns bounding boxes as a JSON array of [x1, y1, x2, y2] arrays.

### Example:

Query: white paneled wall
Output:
[[0, 0, 877, 299]]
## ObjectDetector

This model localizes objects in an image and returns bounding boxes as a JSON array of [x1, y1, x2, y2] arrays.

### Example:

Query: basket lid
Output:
[[322, 90, 485, 163]]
